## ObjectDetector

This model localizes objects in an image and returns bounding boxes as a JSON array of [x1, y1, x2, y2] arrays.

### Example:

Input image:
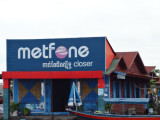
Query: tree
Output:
[[153, 69, 160, 77], [150, 69, 160, 114]]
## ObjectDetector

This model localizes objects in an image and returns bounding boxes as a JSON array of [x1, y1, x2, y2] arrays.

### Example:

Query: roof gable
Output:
[[129, 55, 147, 74], [145, 66, 156, 74], [116, 52, 138, 69], [115, 57, 127, 72], [105, 52, 152, 76]]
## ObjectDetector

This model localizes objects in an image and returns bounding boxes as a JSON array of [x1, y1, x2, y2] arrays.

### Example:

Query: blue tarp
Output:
[[104, 98, 150, 104]]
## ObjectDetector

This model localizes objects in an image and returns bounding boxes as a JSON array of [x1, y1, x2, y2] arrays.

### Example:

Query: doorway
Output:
[[52, 79, 71, 112]]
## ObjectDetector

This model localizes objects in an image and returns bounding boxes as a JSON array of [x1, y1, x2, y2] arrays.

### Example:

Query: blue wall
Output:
[[81, 79, 98, 111], [13, 79, 52, 114]]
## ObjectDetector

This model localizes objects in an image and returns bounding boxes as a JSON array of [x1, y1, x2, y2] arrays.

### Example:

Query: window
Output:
[[124, 81, 131, 98], [113, 80, 121, 98], [116, 81, 120, 98], [134, 82, 141, 98], [126, 82, 131, 98], [136, 86, 140, 98], [144, 84, 147, 98]]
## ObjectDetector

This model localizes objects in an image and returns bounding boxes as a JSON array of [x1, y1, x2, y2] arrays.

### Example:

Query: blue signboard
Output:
[[7, 37, 106, 71]]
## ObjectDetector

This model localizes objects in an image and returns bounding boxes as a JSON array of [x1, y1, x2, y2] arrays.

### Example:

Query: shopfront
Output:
[[2, 37, 115, 119]]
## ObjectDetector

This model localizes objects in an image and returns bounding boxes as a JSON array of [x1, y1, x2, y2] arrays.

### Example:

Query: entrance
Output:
[[52, 79, 71, 112]]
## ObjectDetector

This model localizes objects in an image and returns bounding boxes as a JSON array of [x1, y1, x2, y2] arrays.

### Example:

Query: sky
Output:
[[0, 0, 160, 73]]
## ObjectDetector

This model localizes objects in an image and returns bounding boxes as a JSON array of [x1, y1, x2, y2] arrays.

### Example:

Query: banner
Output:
[[7, 37, 106, 71]]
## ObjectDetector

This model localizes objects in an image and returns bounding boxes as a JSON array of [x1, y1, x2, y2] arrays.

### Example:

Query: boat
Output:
[[68, 109, 160, 120], [67, 83, 160, 119], [67, 93, 160, 120]]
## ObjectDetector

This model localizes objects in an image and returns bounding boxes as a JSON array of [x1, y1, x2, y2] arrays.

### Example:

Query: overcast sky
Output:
[[0, 0, 160, 73]]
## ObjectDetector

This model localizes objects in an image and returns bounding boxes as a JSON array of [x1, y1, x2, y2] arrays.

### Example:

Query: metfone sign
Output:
[[7, 37, 106, 71]]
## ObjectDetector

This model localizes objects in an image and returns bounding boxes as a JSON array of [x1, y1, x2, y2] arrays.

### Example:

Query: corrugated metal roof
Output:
[[104, 59, 119, 75]]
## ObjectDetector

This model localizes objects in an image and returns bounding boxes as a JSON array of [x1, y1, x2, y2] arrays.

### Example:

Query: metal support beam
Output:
[[98, 78, 105, 113], [3, 79, 10, 120]]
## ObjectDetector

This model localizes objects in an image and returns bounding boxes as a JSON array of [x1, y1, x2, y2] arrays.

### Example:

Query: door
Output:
[[52, 79, 71, 112]]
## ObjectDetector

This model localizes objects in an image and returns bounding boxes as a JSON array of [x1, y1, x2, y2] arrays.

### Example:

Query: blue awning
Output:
[[113, 71, 126, 76], [104, 98, 150, 104]]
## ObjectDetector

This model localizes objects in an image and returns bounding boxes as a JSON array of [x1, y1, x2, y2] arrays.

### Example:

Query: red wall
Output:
[[105, 39, 115, 70], [111, 104, 145, 115]]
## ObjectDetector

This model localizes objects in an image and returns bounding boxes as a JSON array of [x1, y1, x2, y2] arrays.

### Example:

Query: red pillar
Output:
[[3, 79, 10, 89], [98, 78, 105, 88]]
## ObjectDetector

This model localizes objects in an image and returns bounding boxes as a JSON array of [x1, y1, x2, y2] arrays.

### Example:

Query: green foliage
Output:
[[78, 105, 83, 111], [94, 111, 102, 114], [105, 103, 112, 112], [10, 102, 19, 113], [153, 69, 160, 78], [148, 103, 155, 108], [150, 79, 157, 84], [22, 108, 30, 116], [154, 69, 160, 74]]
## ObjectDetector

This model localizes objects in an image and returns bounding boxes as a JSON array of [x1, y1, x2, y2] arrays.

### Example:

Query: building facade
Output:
[[104, 52, 155, 114], [2, 37, 115, 119], [2, 37, 156, 120]]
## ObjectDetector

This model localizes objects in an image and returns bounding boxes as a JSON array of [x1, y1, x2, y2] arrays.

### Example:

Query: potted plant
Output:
[[105, 103, 112, 113], [22, 108, 30, 116], [10, 102, 19, 116]]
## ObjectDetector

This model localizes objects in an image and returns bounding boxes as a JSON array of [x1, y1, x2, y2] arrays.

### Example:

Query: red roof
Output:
[[116, 52, 149, 73], [145, 66, 156, 74], [116, 52, 138, 69], [108, 51, 155, 78], [106, 51, 157, 79]]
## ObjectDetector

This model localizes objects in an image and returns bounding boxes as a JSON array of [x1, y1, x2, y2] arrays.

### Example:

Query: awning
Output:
[[113, 71, 126, 76], [104, 98, 151, 104], [113, 71, 126, 79]]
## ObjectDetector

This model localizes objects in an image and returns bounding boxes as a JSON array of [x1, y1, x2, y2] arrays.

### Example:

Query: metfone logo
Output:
[[18, 42, 89, 59]]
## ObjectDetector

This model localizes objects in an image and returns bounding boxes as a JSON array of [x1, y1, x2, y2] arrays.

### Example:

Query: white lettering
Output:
[[42, 45, 48, 58], [18, 47, 30, 59], [68, 46, 77, 58], [74, 61, 93, 67], [49, 43, 55, 58], [31, 47, 42, 59], [78, 46, 89, 57], [17, 42, 89, 59]]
